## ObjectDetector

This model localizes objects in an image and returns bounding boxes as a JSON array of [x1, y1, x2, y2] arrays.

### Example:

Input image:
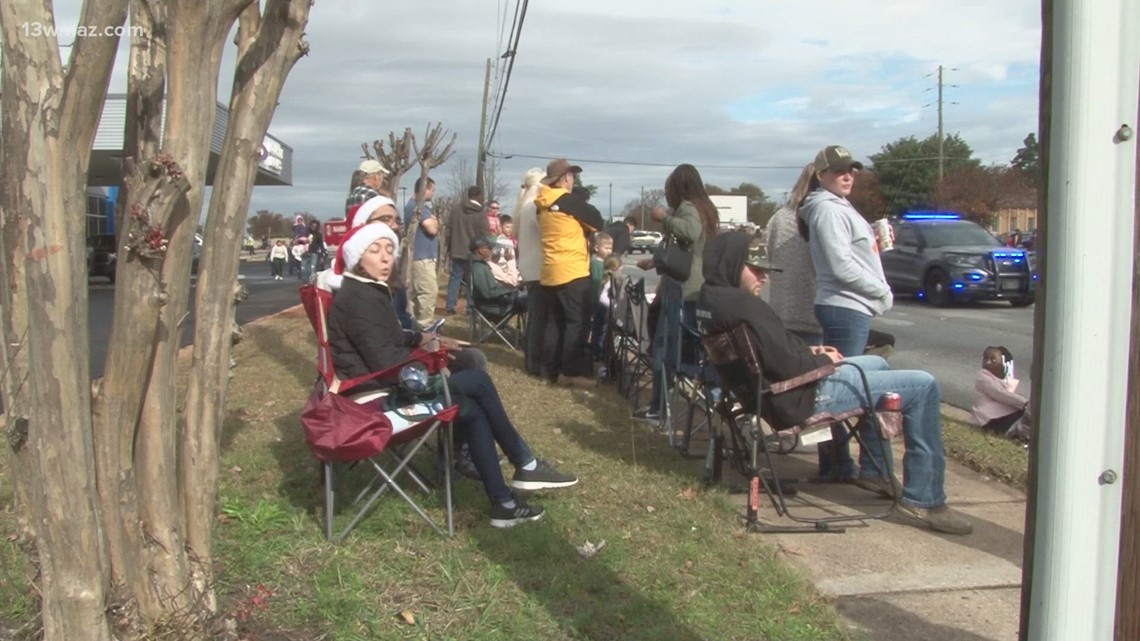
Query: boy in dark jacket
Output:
[[696, 231, 972, 535]]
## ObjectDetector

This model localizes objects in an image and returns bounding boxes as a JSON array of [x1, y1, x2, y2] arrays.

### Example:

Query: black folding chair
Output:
[[701, 324, 901, 534], [466, 268, 527, 351]]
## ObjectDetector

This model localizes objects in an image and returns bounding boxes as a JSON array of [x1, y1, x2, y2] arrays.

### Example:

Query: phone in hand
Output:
[[424, 318, 446, 334]]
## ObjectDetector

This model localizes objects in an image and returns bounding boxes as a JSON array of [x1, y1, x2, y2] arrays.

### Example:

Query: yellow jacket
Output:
[[535, 185, 604, 286]]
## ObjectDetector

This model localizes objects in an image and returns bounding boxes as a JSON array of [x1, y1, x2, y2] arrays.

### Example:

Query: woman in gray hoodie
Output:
[[798, 145, 893, 482]]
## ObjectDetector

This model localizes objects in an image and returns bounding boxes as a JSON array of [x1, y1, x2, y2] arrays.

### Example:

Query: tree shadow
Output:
[[470, 522, 708, 641]]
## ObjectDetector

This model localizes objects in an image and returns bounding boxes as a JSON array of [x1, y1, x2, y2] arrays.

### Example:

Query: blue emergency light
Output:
[[901, 211, 962, 221]]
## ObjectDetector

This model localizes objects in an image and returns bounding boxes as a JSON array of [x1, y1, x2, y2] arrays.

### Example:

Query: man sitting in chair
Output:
[[697, 231, 972, 535], [470, 236, 526, 317]]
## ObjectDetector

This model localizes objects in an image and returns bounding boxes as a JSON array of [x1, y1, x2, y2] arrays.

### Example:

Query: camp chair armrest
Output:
[[769, 363, 837, 396]]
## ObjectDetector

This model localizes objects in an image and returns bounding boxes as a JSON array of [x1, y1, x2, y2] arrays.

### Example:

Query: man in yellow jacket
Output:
[[534, 158, 605, 387]]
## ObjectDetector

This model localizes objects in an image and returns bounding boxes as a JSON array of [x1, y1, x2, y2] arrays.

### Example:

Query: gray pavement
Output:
[[735, 436, 1026, 641]]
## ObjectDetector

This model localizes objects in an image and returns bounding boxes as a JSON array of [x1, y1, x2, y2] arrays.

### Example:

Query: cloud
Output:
[[49, 0, 1042, 218]]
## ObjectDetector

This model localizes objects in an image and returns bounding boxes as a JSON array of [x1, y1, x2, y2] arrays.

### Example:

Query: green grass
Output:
[[1, 310, 854, 640], [941, 416, 1029, 490]]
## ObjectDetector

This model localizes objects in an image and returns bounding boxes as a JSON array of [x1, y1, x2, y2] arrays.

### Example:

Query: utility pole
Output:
[[937, 64, 945, 184], [609, 183, 613, 221], [475, 57, 491, 197], [640, 185, 645, 228]]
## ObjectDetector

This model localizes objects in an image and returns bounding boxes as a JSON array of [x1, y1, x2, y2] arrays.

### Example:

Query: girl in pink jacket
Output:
[[971, 346, 1032, 439]]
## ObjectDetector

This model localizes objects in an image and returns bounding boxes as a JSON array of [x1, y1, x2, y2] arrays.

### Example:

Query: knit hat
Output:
[[346, 195, 396, 229]]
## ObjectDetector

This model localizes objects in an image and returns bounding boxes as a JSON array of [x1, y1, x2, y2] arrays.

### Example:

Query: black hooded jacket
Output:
[[696, 232, 832, 428]]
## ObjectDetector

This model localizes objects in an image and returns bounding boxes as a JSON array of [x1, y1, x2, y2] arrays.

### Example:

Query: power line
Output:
[[483, 0, 527, 151], [487, 151, 969, 170]]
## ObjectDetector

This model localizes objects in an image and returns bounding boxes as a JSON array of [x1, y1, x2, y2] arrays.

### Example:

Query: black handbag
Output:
[[652, 234, 692, 282]]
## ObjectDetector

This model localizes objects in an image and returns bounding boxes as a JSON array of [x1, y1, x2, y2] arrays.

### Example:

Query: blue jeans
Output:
[[445, 257, 470, 313], [392, 287, 413, 330], [814, 304, 874, 479], [447, 368, 535, 504], [650, 282, 698, 409], [813, 355, 947, 509]]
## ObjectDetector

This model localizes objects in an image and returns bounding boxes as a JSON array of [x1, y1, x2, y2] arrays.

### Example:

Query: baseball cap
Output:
[[540, 158, 583, 185], [358, 159, 390, 176], [812, 145, 864, 174], [745, 237, 782, 272]]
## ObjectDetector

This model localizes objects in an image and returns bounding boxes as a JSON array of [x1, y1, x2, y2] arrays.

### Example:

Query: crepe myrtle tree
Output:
[[0, 0, 311, 638]]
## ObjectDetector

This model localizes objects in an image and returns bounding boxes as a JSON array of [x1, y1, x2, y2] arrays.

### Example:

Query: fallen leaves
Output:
[[575, 539, 607, 558]]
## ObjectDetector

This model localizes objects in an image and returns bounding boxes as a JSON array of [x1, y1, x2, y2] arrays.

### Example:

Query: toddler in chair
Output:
[[970, 346, 1032, 440]]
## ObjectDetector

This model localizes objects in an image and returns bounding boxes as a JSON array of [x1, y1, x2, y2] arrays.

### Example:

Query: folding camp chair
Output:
[[701, 323, 901, 534], [299, 284, 460, 541], [466, 268, 527, 351], [610, 277, 654, 409]]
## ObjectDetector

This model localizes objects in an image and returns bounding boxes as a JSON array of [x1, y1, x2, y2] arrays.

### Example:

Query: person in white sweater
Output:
[[513, 167, 547, 377], [767, 164, 823, 344]]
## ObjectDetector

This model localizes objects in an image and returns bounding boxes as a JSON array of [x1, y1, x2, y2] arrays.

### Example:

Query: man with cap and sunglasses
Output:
[[696, 231, 972, 536], [533, 159, 605, 388]]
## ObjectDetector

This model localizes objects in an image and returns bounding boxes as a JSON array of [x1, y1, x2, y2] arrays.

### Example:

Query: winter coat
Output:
[[661, 200, 707, 302], [534, 185, 604, 286], [799, 188, 892, 316], [327, 273, 422, 394], [766, 207, 822, 334], [449, 200, 491, 260]]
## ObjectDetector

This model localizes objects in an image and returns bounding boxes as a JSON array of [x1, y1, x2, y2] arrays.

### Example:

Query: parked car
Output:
[[880, 212, 1036, 307], [629, 230, 663, 254], [86, 233, 118, 283]]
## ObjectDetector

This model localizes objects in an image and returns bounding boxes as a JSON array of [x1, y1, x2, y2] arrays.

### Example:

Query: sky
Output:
[[53, 0, 1042, 221]]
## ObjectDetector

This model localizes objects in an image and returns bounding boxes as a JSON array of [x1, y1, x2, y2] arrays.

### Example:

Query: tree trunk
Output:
[[182, 0, 311, 597], [0, 1, 128, 638]]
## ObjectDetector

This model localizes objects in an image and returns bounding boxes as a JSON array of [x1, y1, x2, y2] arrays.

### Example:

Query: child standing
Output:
[[971, 346, 1032, 439], [270, 239, 288, 280], [589, 232, 614, 365]]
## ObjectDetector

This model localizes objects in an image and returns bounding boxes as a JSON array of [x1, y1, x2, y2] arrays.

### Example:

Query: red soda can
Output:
[[878, 392, 903, 438]]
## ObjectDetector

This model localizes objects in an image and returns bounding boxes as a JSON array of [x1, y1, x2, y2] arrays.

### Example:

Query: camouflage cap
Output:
[[746, 236, 782, 272]]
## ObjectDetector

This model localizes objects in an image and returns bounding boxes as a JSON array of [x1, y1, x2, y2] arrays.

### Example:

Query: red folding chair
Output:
[[299, 284, 460, 540]]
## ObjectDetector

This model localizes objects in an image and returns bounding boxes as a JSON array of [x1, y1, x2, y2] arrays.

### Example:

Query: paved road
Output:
[[87, 259, 306, 378], [620, 252, 1035, 410]]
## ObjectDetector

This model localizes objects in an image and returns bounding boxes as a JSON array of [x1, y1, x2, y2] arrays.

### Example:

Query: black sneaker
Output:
[[509, 459, 579, 491], [454, 447, 481, 481], [632, 405, 661, 422], [489, 495, 544, 528]]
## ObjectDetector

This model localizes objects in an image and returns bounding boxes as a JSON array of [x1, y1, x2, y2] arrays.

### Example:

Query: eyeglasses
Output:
[[368, 214, 396, 224]]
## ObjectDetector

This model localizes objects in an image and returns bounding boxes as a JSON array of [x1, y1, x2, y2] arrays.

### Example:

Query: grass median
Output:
[[941, 416, 1029, 490], [1, 309, 852, 641]]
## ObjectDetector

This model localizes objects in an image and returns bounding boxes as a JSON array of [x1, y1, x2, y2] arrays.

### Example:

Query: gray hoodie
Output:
[[798, 188, 893, 316]]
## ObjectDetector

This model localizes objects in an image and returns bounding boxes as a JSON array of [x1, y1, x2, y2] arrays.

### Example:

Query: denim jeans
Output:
[[812, 355, 947, 509], [542, 277, 594, 379], [814, 304, 874, 479], [392, 287, 413, 330], [447, 368, 534, 504], [445, 257, 470, 313], [650, 281, 698, 410]]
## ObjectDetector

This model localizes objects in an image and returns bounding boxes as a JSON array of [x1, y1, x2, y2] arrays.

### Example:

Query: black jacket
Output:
[[449, 200, 491, 259], [604, 221, 632, 257], [696, 232, 831, 428], [327, 275, 422, 393]]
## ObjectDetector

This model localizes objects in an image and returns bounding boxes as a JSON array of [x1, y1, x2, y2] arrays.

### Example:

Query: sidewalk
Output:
[[735, 426, 1026, 641]]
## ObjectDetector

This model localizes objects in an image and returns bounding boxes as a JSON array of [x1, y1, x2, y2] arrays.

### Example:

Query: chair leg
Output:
[[324, 462, 335, 542]]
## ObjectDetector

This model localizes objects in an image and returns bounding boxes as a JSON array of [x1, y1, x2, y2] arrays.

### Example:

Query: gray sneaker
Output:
[[896, 503, 974, 535], [510, 459, 579, 491]]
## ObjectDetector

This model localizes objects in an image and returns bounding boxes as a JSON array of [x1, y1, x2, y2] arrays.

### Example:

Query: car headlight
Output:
[[398, 361, 430, 395], [944, 253, 985, 269]]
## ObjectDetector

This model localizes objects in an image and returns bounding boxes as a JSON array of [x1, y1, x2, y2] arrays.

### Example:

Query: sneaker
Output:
[[510, 459, 579, 491], [489, 495, 544, 528], [632, 405, 661, 422], [557, 375, 596, 389], [453, 444, 481, 481], [853, 473, 902, 499], [895, 503, 974, 535]]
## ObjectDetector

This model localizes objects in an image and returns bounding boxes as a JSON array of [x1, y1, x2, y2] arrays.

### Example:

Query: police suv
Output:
[[880, 212, 1036, 307]]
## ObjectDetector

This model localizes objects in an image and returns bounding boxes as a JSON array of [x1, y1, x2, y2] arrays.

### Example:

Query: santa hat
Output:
[[345, 195, 396, 229], [325, 222, 400, 290]]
